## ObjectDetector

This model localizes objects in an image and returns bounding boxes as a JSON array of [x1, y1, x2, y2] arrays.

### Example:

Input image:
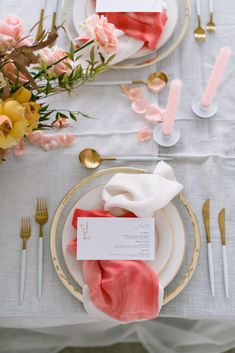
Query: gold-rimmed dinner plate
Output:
[[61, 184, 185, 289], [61, 0, 191, 69], [50, 167, 200, 305]]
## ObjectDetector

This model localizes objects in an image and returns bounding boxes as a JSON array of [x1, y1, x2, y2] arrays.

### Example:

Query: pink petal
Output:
[[13, 140, 25, 156], [75, 34, 90, 43], [27, 131, 44, 144], [131, 99, 149, 114], [145, 104, 163, 124], [128, 88, 144, 102], [148, 79, 166, 93], [137, 127, 152, 142], [121, 84, 130, 95]]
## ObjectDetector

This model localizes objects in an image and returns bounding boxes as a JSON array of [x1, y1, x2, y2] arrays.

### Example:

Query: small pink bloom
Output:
[[145, 104, 164, 124], [131, 99, 149, 114], [137, 127, 152, 142], [12, 139, 25, 156], [52, 118, 70, 129], [39, 47, 73, 76], [2, 62, 27, 83], [0, 16, 24, 49], [83, 14, 118, 54]]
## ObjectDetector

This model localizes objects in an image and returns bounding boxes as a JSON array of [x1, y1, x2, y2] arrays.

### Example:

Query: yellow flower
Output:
[[22, 102, 41, 132], [0, 99, 28, 149], [11, 87, 32, 103]]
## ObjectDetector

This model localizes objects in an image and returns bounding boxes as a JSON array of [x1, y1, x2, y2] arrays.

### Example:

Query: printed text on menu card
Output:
[[77, 217, 155, 260], [96, 0, 163, 13]]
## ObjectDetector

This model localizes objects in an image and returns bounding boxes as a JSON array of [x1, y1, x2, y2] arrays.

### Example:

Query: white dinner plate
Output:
[[62, 184, 185, 289], [71, 0, 178, 63]]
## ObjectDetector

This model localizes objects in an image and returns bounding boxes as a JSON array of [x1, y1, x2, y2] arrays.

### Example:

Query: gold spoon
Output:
[[86, 71, 168, 91], [79, 148, 172, 169]]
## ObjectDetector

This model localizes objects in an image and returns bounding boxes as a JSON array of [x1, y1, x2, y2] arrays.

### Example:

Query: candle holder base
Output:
[[192, 96, 218, 118], [153, 124, 181, 147]]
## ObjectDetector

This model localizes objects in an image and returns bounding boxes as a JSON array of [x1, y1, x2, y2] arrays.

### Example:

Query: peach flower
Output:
[[137, 127, 152, 142], [0, 16, 31, 49], [39, 47, 73, 76], [83, 14, 118, 54], [2, 62, 27, 83], [52, 117, 69, 129]]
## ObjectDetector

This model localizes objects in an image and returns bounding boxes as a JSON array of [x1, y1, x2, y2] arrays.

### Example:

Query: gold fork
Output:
[[20, 218, 31, 304], [35, 197, 48, 300], [206, 0, 216, 33], [194, 0, 206, 42]]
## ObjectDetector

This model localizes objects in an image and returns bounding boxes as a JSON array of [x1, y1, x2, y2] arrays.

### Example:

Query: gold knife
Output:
[[218, 208, 229, 298], [202, 199, 215, 296]]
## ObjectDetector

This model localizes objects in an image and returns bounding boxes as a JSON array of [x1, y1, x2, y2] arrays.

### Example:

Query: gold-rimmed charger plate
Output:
[[61, 0, 191, 69], [50, 167, 201, 305]]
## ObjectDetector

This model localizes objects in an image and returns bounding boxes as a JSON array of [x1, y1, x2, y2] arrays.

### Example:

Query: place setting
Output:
[[0, 0, 233, 334]]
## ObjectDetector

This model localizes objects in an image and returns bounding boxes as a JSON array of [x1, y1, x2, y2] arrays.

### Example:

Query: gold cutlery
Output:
[[218, 208, 229, 298], [87, 71, 168, 90], [20, 218, 31, 304], [202, 199, 215, 296], [79, 148, 173, 169], [35, 197, 48, 300], [194, 0, 206, 41], [206, 0, 216, 32]]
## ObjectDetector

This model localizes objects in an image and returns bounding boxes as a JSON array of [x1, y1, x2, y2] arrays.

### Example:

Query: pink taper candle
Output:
[[202, 47, 231, 107], [162, 79, 183, 136]]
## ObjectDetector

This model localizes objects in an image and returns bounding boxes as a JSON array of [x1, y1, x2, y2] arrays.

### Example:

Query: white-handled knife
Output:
[[202, 199, 215, 296], [218, 208, 229, 298]]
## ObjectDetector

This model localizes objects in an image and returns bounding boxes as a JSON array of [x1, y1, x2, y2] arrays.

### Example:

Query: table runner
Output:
[[0, 0, 235, 352]]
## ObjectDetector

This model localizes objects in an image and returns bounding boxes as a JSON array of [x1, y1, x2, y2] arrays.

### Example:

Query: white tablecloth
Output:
[[1, 0, 235, 352]]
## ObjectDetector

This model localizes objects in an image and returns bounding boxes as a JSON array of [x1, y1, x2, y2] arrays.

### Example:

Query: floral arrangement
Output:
[[0, 14, 118, 162]]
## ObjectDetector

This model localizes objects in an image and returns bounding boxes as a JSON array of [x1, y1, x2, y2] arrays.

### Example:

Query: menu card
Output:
[[77, 217, 155, 260], [96, 0, 163, 13]]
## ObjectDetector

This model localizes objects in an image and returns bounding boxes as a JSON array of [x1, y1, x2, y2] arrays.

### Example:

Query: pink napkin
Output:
[[96, 3, 168, 50], [67, 208, 163, 322]]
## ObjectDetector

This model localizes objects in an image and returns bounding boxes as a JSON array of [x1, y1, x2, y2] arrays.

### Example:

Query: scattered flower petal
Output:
[[13, 139, 25, 156], [145, 104, 163, 124], [131, 99, 149, 114], [28, 131, 75, 151], [148, 78, 166, 93], [137, 127, 152, 142]]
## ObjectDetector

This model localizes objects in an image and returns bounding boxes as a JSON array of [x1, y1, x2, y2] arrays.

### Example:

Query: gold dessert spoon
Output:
[[79, 148, 172, 169]]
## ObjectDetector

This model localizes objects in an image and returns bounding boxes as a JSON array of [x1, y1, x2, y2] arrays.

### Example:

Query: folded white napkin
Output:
[[102, 161, 183, 217]]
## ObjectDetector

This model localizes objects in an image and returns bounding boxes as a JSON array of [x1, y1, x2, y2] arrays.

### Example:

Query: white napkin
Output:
[[102, 161, 183, 217]]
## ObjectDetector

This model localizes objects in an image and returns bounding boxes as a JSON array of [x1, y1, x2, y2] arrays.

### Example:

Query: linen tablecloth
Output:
[[1, 0, 235, 352]]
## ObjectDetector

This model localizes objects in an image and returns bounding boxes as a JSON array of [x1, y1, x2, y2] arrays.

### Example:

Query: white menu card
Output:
[[96, 0, 163, 13], [77, 217, 155, 260]]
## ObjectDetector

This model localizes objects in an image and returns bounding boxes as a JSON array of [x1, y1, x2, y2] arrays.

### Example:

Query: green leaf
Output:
[[90, 47, 95, 63], [69, 112, 77, 121], [68, 42, 75, 60]]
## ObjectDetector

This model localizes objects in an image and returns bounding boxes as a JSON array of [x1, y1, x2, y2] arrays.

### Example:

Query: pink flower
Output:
[[137, 127, 152, 142], [2, 62, 27, 83], [39, 47, 73, 76], [0, 16, 24, 49], [83, 14, 118, 54], [52, 117, 70, 129]]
